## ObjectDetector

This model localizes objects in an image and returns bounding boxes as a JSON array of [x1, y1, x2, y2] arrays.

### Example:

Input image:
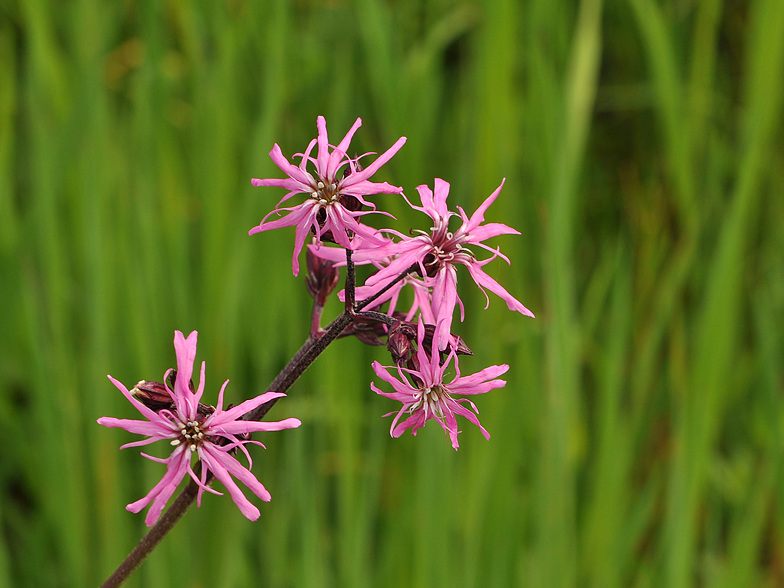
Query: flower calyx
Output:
[[387, 320, 472, 371], [305, 245, 341, 306], [131, 376, 215, 419]]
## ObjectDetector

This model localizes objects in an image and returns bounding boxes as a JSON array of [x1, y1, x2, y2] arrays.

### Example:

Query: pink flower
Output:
[[98, 330, 301, 526], [355, 178, 534, 349], [250, 116, 407, 276], [371, 320, 508, 450]]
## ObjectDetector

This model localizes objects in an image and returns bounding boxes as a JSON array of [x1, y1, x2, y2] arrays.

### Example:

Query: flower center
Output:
[[431, 237, 458, 262], [171, 419, 206, 452], [310, 180, 340, 207], [423, 228, 474, 275], [415, 384, 450, 418]]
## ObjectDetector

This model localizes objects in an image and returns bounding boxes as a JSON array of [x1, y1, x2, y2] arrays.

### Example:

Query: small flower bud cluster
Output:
[[305, 247, 341, 307]]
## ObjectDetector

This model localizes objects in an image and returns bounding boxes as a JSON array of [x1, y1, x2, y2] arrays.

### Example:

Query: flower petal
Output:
[[371, 361, 417, 396], [268, 143, 315, 186], [213, 417, 302, 436], [371, 382, 415, 403], [106, 375, 170, 426], [391, 410, 427, 438], [452, 402, 490, 441], [328, 117, 363, 179], [342, 136, 406, 188], [213, 391, 286, 424], [199, 447, 263, 521], [97, 416, 175, 437], [464, 262, 535, 317], [316, 116, 330, 179], [432, 178, 451, 219], [464, 222, 520, 243], [429, 266, 459, 350], [126, 445, 190, 527], [465, 178, 505, 233], [173, 330, 199, 418], [449, 364, 509, 394]]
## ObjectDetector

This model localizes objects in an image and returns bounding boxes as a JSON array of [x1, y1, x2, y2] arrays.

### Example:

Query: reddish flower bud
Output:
[[131, 375, 215, 419], [387, 321, 417, 366], [387, 320, 472, 370], [131, 380, 173, 411], [305, 246, 341, 306]]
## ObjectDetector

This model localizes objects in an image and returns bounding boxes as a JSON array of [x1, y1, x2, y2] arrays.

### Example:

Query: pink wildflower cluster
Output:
[[251, 116, 535, 448], [99, 115, 535, 532]]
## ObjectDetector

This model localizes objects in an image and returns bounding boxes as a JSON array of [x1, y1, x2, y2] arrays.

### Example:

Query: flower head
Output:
[[355, 178, 534, 349], [250, 116, 407, 276], [371, 319, 508, 450], [98, 330, 301, 526]]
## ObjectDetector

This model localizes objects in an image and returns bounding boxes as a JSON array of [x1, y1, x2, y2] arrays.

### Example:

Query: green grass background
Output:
[[1, 0, 784, 586]]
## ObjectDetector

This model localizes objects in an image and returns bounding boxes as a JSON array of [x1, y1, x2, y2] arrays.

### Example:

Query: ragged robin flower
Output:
[[98, 330, 301, 526], [371, 319, 508, 450], [353, 178, 534, 350], [250, 116, 406, 276]]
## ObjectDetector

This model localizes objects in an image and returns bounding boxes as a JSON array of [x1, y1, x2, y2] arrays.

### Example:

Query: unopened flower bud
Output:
[[131, 380, 172, 412], [132, 374, 214, 418], [339, 194, 363, 212], [453, 337, 473, 357], [305, 244, 341, 306], [387, 321, 417, 366]]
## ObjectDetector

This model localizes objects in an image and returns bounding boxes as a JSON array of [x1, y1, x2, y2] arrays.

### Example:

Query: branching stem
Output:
[[100, 251, 418, 588], [355, 262, 419, 311]]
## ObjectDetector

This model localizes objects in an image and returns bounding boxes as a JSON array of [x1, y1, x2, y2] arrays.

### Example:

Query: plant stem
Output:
[[344, 249, 357, 310], [100, 253, 360, 588], [101, 251, 417, 587], [355, 262, 419, 311], [99, 481, 199, 588], [357, 310, 396, 326], [245, 311, 354, 422], [310, 301, 324, 338]]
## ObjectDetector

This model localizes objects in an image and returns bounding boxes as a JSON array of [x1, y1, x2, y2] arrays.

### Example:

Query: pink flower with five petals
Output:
[[250, 116, 406, 275], [354, 178, 534, 350], [371, 319, 508, 450], [98, 330, 301, 526]]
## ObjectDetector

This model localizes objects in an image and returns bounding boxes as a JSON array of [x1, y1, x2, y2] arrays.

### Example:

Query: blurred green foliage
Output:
[[1, 0, 783, 586]]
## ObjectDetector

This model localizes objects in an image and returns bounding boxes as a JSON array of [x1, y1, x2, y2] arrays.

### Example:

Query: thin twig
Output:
[[244, 311, 354, 422], [357, 310, 396, 326], [99, 481, 199, 588], [355, 262, 419, 311], [344, 249, 356, 311]]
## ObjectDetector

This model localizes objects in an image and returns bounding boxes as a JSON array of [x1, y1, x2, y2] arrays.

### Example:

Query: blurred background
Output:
[[1, 0, 783, 586]]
